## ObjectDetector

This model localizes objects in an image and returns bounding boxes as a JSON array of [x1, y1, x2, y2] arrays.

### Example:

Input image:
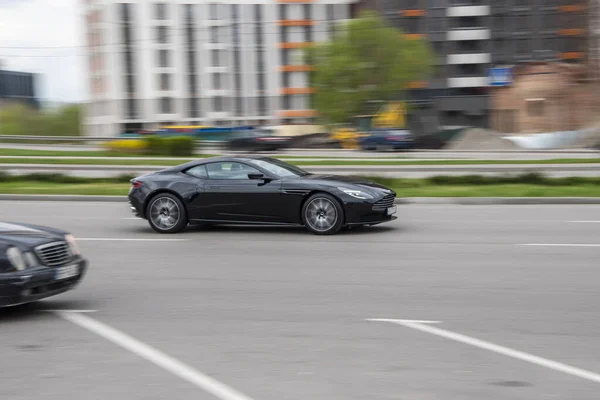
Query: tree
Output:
[[306, 11, 434, 125], [0, 103, 82, 136]]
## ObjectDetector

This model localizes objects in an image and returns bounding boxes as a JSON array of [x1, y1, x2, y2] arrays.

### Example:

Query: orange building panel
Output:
[[278, 42, 314, 49], [401, 9, 426, 17], [279, 65, 314, 72], [278, 110, 318, 118], [278, 19, 314, 27], [281, 88, 316, 95]]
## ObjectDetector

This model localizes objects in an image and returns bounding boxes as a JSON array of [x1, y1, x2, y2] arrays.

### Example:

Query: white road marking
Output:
[[44, 309, 98, 313], [569, 221, 600, 223], [367, 318, 600, 384], [55, 311, 256, 400], [77, 238, 188, 242], [519, 243, 600, 247]]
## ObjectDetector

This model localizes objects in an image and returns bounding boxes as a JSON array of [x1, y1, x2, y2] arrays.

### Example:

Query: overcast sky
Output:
[[0, 0, 85, 103]]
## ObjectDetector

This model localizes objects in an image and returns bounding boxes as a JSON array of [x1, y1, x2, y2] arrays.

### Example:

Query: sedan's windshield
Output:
[[248, 158, 310, 178]]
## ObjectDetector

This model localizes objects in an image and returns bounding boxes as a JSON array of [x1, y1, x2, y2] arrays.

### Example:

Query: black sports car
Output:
[[225, 129, 290, 152], [129, 156, 397, 235], [0, 222, 87, 308]]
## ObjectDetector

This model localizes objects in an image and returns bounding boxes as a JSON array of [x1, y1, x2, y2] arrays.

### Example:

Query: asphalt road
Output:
[[1, 202, 600, 400]]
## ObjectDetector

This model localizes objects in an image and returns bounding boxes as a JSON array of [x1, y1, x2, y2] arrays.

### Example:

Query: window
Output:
[[159, 73, 171, 91], [156, 26, 168, 44], [206, 162, 261, 180], [159, 97, 172, 114], [158, 49, 170, 67], [155, 3, 167, 20], [186, 165, 208, 179]]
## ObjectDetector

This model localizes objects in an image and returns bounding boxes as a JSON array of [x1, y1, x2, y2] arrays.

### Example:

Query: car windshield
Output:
[[248, 158, 310, 178]]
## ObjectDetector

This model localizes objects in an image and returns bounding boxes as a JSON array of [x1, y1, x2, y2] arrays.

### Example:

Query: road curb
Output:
[[0, 194, 599, 205]]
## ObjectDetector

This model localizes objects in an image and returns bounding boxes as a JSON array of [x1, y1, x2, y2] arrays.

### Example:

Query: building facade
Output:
[[0, 69, 39, 110], [83, 0, 356, 137], [361, 0, 589, 129]]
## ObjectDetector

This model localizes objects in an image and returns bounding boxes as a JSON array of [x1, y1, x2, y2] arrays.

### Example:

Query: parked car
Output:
[[225, 129, 290, 152], [0, 222, 87, 308], [359, 129, 415, 151], [128, 156, 397, 235]]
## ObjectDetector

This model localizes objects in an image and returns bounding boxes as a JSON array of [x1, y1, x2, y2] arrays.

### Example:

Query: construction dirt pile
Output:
[[446, 128, 520, 151]]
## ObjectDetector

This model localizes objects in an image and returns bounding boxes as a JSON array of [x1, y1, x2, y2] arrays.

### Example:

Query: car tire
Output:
[[146, 193, 188, 234], [302, 193, 344, 235]]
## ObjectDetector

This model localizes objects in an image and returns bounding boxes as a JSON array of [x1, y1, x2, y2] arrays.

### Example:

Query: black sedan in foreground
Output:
[[0, 222, 87, 307], [129, 156, 397, 235]]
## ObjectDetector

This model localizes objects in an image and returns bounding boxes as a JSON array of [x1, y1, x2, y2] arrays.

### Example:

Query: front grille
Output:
[[372, 194, 396, 211], [35, 241, 72, 267]]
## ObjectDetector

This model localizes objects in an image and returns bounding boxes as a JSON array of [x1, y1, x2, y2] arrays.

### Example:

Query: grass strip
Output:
[[0, 173, 598, 197]]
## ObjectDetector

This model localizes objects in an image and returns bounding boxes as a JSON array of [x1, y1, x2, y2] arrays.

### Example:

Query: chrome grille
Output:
[[35, 241, 72, 267], [372, 194, 396, 211]]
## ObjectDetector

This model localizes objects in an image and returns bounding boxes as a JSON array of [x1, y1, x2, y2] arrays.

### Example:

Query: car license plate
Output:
[[387, 205, 397, 215], [55, 265, 79, 280]]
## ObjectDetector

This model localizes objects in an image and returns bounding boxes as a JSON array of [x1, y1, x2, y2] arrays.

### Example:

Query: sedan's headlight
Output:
[[7, 247, 26, 271], [338, 187, 374, 199], [65, 234, 80, 255]]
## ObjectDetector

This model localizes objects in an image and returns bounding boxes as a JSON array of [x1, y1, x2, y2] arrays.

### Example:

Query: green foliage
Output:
[[143, 135, 166, 155], [165, 136, 195, 157], [142, 135, 195, 156], [306, 11, 434, 125], [0, 103, 82, 136]]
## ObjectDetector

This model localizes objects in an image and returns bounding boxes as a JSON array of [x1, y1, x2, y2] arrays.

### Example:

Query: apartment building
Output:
[[361, 0, 589, 129], [83, 0, 355, 137]]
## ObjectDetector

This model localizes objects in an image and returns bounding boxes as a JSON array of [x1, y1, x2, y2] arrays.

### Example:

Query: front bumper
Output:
[[344, 200, 398, 226], [0, 258, 88, 308]]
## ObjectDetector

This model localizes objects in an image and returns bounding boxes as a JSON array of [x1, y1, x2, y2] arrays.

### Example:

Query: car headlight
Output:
[[65, 234, 80, 255], [338, 187, 374, 199], [24, 252, 38, 268], [7, 247, 26, 271]]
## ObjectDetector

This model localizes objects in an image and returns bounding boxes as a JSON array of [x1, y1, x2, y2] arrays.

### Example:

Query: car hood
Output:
[[0, 222, 65, 249], [300, 174, 395, 195]]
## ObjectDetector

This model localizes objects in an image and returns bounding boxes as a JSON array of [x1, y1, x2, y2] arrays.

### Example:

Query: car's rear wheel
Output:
[[302, 193, 344, 235], [147, 193, 188, 234]]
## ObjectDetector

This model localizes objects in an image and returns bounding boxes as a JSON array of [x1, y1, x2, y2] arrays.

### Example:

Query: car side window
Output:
[[205, 162, 261, 180], [185, 165, 208, 179]]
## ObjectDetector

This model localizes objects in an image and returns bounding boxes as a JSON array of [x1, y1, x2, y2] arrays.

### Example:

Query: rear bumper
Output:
[[0, 259, 87, 308]]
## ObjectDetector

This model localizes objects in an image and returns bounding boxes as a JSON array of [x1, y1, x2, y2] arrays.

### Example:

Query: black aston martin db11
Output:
[[128, 156, 397, 235], [0, 222, 87, 307]]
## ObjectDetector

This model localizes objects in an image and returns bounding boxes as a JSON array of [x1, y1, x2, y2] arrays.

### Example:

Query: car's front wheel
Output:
[[302, 193, 344, 235], [147, 193, 188, 234]]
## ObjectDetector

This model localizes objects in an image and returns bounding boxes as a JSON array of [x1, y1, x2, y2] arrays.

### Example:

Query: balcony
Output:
[[447, 28, 491, 41], [447, 53, 491, 64], [447, 5, 490, 17], [447, 76, 488, 88]]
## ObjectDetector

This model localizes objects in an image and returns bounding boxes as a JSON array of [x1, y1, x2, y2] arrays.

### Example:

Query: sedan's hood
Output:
[[301, 174, 395, 195], [0, 222, 64, 248]]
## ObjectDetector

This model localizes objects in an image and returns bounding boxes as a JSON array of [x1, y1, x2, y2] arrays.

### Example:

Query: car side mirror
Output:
[[248, 173, 265, 180]]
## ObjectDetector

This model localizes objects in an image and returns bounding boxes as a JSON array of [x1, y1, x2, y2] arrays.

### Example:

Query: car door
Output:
[[196, 161, 284, 223]]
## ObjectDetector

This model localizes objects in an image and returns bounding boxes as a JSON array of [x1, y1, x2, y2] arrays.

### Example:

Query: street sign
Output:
[[488, 67, 513, 86]]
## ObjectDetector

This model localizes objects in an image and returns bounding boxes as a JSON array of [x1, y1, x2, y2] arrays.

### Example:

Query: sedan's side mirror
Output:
[[248, 173, 265, 180]]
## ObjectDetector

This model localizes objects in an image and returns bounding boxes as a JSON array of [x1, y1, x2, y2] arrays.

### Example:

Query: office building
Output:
[[359, 0, 590, 129], [0, 68, 39, 110], [83, 0, 356, 137]]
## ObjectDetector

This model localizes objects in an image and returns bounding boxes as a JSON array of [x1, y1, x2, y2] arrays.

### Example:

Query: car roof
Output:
[[164, 155, 273, 172]]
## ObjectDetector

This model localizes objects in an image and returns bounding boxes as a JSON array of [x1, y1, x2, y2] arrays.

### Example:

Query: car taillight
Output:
[[131, 180, 143, 189]]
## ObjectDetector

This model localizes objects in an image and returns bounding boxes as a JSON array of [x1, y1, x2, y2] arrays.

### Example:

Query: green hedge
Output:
[[142, 136, 195, 157]]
